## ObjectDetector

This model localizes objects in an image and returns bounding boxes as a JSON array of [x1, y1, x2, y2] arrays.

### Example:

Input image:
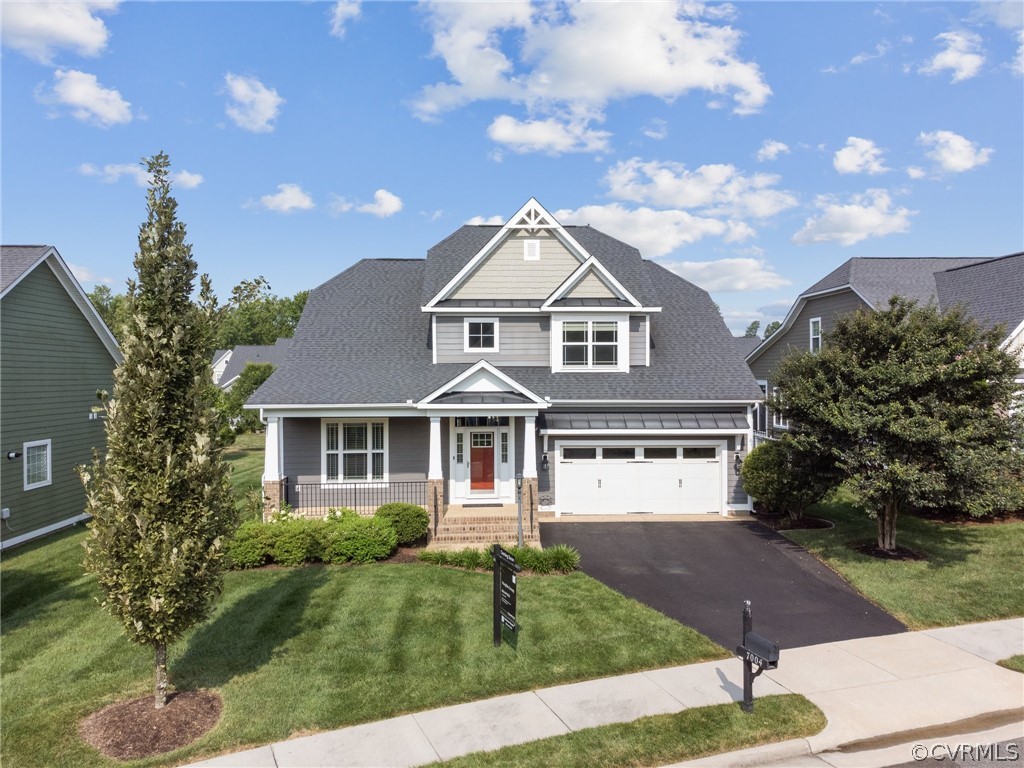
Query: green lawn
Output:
[[784, 488, 1024, 629], [1, 530, 727, 768], [223, 431, 265, 520], [432, 695, 825, 768], [998, 655, 1024, 674]]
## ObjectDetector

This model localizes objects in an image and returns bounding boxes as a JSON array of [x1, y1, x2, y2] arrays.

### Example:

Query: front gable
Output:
[[418, 360, 549, 408]]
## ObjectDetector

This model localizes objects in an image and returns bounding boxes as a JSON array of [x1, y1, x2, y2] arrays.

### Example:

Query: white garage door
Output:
[[556, 444, 723, 515]]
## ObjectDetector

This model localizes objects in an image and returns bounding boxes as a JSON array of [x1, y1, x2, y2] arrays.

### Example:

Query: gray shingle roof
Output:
[[733, 336, 761, 357], [220, 338, 292, 387], [1, 245, 51, 294], [249, 253, 763, 406], [934, 252, 1024, 337], [804, 257, 988, 308]]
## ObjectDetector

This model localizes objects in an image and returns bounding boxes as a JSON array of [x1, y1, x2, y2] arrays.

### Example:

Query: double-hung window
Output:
[[809, 317, 822, 353], [324, 420, 387, 482], [23, 439, 52, 490], [560, 320, 620, 369], [772, 388, 789, 430], [464, 318, 498, 353]]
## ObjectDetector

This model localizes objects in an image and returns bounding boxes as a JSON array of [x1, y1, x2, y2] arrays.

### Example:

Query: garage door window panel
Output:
[[563, 447, 597, 460], [602, 447, 635, 460], [683, 447, 717, 460], [644, 447, 677, 460]]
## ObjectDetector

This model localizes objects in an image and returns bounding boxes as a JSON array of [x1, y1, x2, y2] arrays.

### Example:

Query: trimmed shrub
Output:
[[323, 517, 398, 564], [374, 503, 429, 545], [417, 544, 579, 574], [226, 520, 274, 569], [271, 518, 323, 567], [741, 437, 840, 521], [545, 544, 582, 573]]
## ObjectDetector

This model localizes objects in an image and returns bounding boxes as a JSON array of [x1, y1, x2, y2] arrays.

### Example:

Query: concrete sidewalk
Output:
[[191, 619, 1023, 768]]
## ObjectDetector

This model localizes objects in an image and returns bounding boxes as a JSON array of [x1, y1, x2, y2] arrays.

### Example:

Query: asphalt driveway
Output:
[[540, 519, 906, 650]]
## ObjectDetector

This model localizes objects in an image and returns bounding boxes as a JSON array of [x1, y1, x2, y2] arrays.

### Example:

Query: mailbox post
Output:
[[515, 473, 524, 547], [735, 600, 780, 713]]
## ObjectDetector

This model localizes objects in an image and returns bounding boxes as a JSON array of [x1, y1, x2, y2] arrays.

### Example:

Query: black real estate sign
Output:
[[493, 544, 521, 647]]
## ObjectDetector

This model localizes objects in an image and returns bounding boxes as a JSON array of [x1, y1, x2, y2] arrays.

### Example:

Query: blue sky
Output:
[[2, 1, 1021, 333]]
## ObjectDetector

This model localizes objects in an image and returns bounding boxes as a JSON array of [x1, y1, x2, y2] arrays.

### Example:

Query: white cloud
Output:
[[833, 136, 890, 175], [414, 1, 770, 152], [258, 184, 314, 213], [328, 195, 353, 216], [38, 69, 131, 127], [1, 1, 118, 64], [793, 189, 915, 246], [1013, 30, 1024, 76], [757, 299, 796, 317], [906, 166, 927, 179], [971, 1, 1023, 30], [466, 215, 505, 225], [918, 130, 993, 172], [328, 0, 361, 38], [356, 188, 403, 217], [850, 41, 892, 66], [919, 31, 985, 82], [604, 158, 798, 219], [658, 257, 790, 292], [79, 162, 204, 188], [642, 118, 668, 140], [554, 203, 754, 258], [487, 114, 610, 154], [756, 139, 789, 162], [68, 262, 114, 285], [224, 73, 284, 133]]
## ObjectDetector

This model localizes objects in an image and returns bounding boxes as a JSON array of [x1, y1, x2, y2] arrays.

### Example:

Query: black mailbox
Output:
[[741, 631, 780, 670]]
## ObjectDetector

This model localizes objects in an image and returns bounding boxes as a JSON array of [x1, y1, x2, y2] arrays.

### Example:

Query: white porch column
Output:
[[263, 416, 282, 482], [522, 415, 537, 478], [428, 416, 443, 480]]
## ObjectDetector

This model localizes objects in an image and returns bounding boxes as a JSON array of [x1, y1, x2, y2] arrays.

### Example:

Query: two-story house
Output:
[[747, 253, 1023, 436], [247, 200, 763, 532]]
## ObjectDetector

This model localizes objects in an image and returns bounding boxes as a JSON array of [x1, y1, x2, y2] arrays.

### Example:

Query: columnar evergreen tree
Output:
[[775, 297, 1024, 552], [80, 153, 235, 709]]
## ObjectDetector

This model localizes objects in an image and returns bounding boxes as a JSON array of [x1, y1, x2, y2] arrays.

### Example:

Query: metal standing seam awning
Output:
[[538, 411, 749, 431]]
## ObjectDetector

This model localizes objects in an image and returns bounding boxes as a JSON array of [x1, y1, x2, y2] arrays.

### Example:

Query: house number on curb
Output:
[[493, 544, 521, 648]]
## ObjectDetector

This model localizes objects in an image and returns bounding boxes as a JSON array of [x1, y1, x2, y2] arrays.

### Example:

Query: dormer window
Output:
[[464, 317, 498, 352], [552, 316, 629, 372], [524, 240, 540, 261]]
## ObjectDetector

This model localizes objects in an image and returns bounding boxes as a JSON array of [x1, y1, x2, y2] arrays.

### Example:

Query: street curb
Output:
[[662, 736, 813, 767]]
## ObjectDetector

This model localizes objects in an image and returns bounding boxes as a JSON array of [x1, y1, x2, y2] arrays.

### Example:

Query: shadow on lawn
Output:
[[0, 568, 94, 632], [173, 566, 329, 690]]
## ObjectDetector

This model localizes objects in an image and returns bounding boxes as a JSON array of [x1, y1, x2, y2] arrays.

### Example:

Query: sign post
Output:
[[515, 473, 524, 547], [735, 600, 780, 713], [492, 544, 521, 648]]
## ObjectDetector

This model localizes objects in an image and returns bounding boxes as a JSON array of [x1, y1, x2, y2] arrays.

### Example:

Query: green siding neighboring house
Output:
[[1, 246, 121, 549]]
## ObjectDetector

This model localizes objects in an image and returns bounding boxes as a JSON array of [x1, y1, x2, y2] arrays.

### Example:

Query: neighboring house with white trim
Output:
[[1, 245, 122, 549], [214, 338, 291, 391], [747, 253, 1023, 435], [247, 199, 763, 537]]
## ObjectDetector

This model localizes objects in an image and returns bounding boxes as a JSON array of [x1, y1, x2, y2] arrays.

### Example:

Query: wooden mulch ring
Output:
[[386, 546, 423, 564], [79, 690, 222, 760], [852, 541, 926, 561]]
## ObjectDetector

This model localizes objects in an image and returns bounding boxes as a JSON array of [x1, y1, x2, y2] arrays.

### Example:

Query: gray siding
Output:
[[749, 289, 869, 385], [435, 315, 550, 366], [0, 263, 117, 544], [451, 231, 581, 300], [282, 416, 429, 483], [629, 316, 647, 367]]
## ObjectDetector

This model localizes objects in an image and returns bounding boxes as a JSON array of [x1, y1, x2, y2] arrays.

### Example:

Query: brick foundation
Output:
[[262, 478, 285, 521], [427, 479, 446, 537]]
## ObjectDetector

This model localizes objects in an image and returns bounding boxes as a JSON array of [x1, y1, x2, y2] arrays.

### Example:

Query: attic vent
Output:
[[524, 240, 540, 261]]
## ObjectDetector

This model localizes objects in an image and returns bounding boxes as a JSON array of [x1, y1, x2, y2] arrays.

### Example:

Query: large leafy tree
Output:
[[215, 276, 307, 347], [80, 154, 235, 709], [219, 362, 275, 436], [87, 284, 131, 342], [775, 297, 1023, 552], [743, 320, 760, 338]]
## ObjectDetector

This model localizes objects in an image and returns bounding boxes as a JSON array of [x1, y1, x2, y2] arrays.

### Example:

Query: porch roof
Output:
[[432, 391, 535, 405], [538, 411, 748, 431]]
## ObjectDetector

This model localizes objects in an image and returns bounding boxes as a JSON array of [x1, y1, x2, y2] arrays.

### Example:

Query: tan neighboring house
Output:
[[747, 254, 1023, 436]]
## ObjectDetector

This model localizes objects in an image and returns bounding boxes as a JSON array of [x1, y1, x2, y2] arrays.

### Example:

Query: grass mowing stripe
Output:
[[430, 694, 825, 768]]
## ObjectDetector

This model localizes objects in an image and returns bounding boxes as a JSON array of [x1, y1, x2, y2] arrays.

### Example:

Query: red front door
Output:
[[470, 432, 495, 491]]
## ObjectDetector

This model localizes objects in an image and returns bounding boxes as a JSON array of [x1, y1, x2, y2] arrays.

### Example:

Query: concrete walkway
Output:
[[191, 619, 1023, 768]]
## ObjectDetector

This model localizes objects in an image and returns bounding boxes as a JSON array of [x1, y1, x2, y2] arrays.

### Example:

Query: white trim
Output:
[[418, 360, 549, 407], [523, 239, 540, 261], [463, 317, 499, 353], [772, 387, 789, 430], [426, 199, 596, 308], [428, 416, 443, 480], [431, 315, 437, 365], [539, 428, 748, 436], [809, 316, 822, 352], [421, 305, 662, 314], [644, 317, 651, 367], [541, 257, 641, 309], [0, 513, 90, 551], [546, 399, 761, 405], [23, 439, 52, 490], [746, 284, 872, 364], [320, 418, 390, 483], [552, 315, 629, 373]]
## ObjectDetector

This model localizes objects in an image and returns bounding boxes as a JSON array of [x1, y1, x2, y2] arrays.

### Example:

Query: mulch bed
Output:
[[79, 690, 222, 760], [852, 541, 926, 561], [385, 546, 422, 564]]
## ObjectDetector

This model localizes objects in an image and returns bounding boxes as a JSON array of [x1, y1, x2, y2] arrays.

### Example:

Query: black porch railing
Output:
[[282, 481, 429, 515]]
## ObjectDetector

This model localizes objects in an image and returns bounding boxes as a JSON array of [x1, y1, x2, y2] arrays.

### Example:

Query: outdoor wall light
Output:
[[515, 473, 523, 490], [6, 451, 21, 460], [540, 453, 549, 471]]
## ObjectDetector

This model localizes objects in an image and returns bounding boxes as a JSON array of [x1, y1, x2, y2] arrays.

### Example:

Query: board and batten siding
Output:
[[435, 315, 550, 365], [749, 289, 869, 384], [0, 263, 117, 545], [282, 416, 429, 483], [451, 231, 581, 300]]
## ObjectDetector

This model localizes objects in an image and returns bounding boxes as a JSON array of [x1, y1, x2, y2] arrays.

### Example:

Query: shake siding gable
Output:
[[435, 315, 550, 365], [565, 270, 617, 299], [0, 263, 117, 545], [450, 231, 582, 300]]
